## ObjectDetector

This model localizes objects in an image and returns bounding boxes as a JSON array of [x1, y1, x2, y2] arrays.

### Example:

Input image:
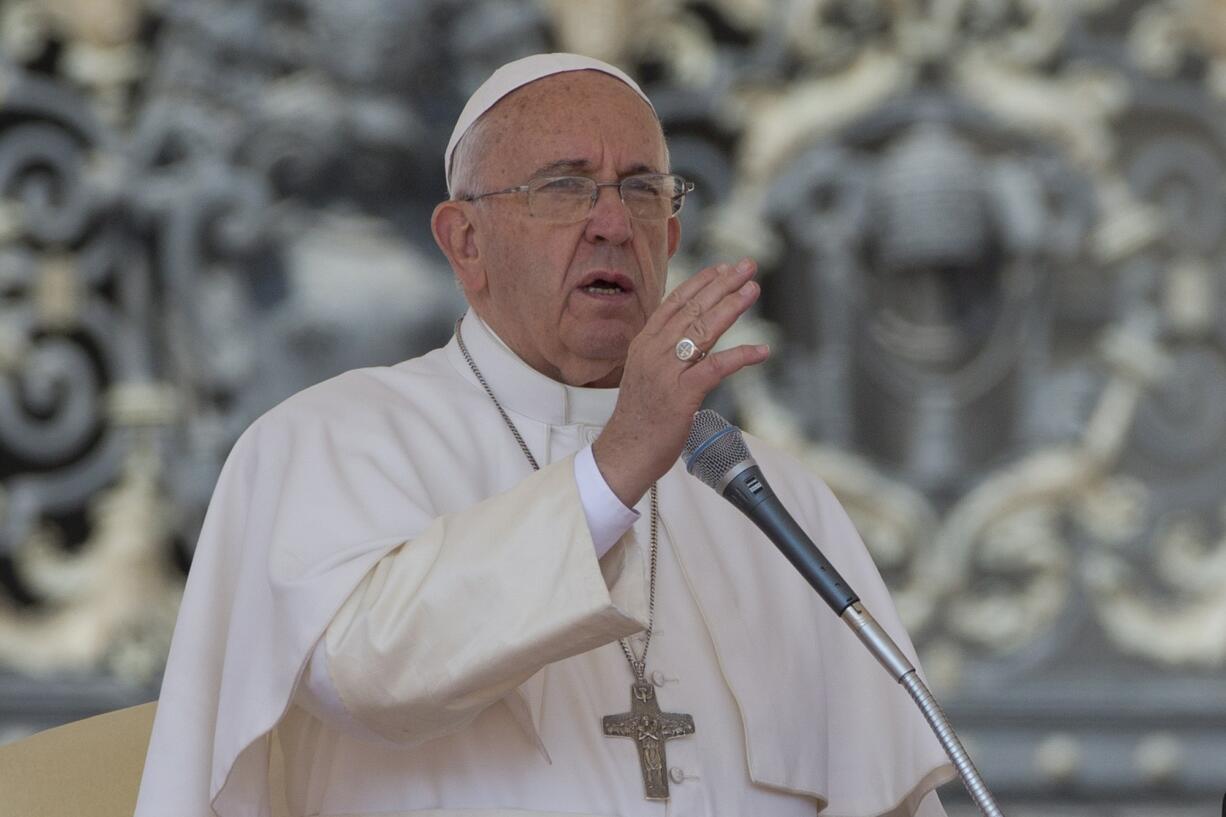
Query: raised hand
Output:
[[592, 258, 770, 507]]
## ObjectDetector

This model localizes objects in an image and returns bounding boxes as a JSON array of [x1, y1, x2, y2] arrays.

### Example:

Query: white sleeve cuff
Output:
[[296, 637, 398, 744], [574, 444, 640, 559]]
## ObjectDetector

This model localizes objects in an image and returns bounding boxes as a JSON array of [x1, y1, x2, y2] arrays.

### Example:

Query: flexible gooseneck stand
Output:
[[842, 602, 1004, 817]]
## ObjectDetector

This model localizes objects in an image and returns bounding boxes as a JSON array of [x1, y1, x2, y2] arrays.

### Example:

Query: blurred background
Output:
[[0, 0, 1224, 813]]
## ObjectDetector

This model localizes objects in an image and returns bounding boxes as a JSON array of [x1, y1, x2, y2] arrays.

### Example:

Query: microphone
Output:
[[682, 409, 1006, 817], [682, 408, 914, 677], [682, 409, 859, 616]]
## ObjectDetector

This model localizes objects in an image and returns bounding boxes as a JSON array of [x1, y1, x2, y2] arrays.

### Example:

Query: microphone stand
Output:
[[681, 410, 1005, 815], [842, 602, 1004, 817]]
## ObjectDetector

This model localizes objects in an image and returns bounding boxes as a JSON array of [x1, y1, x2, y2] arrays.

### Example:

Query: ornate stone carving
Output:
[[1, 0, 1223, 811]]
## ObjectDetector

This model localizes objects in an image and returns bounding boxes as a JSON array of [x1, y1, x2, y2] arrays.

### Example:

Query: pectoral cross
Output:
[[602, 680, 696, 800]]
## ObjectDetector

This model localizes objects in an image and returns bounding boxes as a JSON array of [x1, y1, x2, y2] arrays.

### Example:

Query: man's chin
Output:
[[553, 353, 623, 388], [555, 328, 633, 387], [565, 315, 637, 351], [570, 330, 633, 363]]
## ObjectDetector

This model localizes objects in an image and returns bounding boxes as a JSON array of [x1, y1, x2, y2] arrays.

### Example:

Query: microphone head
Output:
[[683, 409, 753, 490]]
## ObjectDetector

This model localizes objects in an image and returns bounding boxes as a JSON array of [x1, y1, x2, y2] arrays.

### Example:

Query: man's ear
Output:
[[431, 200, 485, 294], [667, 213, 681, 258]]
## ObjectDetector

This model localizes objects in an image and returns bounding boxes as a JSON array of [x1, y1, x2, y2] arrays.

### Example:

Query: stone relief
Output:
[[0, 0, 1223, 809]]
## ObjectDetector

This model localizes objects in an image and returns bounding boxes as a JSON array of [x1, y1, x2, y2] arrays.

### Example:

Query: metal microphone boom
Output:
[[683, 409, 1005, 817]]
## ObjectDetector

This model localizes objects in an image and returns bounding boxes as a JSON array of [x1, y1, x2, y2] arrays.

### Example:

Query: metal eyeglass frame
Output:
[[457, 173, 695, 222]]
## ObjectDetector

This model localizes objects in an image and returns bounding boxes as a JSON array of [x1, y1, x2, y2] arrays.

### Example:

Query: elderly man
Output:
[[136, 54, 953, 817]]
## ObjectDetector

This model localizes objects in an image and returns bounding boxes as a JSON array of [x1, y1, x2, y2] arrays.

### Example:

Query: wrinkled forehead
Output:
[[478, 73, 668, 182]]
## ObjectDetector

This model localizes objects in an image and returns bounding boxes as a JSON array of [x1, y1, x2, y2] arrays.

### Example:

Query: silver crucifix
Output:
[[602, 680, 696, 799]]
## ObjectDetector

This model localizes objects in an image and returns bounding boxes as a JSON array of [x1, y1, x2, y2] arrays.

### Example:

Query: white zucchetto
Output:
[[444, 52, 656, 195]]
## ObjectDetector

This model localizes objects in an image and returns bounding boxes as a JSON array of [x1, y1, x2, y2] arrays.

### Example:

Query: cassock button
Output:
[[669, 767, 685, 784], [650, 670, 668, 687]]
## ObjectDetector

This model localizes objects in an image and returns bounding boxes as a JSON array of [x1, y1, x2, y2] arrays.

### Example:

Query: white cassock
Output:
[[136, 311, 955, 817]]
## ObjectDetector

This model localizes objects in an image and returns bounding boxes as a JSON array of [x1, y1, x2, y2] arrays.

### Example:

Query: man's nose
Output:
[[583, 184, 633, 244]]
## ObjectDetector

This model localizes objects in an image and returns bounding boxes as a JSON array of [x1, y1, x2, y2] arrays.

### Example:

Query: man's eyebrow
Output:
[[531, 159, 591, 177], [529, 159, 662, 178]]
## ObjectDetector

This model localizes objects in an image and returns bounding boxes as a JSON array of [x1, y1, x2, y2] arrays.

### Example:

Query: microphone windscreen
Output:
[[683, 409, 752, 490]]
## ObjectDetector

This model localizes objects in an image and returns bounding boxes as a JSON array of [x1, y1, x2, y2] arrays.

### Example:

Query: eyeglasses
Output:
[[458, 173, 694, 223]]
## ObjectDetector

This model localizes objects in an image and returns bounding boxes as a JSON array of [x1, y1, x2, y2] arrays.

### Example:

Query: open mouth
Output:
[[578, 271, 634, 296], [583, 279, 626, 295]]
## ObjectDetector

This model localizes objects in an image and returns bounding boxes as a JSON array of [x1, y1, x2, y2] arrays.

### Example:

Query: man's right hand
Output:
[[592, 257, 770, 508]]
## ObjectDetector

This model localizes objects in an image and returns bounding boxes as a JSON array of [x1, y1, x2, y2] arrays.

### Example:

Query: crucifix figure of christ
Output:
[[602, 680, 696, 800]]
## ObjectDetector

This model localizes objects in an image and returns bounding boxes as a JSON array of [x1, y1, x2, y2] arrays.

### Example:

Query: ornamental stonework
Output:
[[1, 2, 1223, 812]]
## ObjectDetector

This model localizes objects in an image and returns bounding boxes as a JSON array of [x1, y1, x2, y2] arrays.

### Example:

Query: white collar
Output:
[[444, 310, 620, 427]]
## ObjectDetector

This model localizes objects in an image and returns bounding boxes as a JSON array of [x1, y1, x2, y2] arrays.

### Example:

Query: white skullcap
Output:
[[445, 52, 656, 196]]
